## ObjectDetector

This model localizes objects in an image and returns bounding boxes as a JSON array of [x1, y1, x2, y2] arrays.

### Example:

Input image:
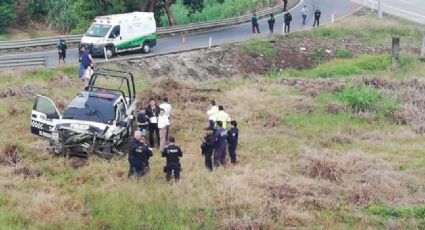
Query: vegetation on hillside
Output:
[[0, 14, 424, 229], [0, 0, 281, 38]]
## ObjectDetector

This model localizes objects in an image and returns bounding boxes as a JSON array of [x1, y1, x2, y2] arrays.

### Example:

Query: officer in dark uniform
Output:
[[128, 131, 153, 178], [161, 136, 183, 182], [201, 127, 215, 171], [313, 7, 322, 27], [227, 120, 239, 167], [284, 12, 293, 33]]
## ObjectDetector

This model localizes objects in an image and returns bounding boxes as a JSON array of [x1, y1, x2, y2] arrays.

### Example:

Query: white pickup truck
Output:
[[30, 69, 137, 158]]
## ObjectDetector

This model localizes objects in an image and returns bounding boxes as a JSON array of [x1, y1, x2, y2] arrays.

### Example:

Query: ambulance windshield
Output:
[[85, 24, 111, 38]]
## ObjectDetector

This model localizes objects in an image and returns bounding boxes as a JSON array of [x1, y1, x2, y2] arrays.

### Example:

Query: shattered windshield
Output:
[[85, 24, 111, 38], [63, 92, 115, 124]]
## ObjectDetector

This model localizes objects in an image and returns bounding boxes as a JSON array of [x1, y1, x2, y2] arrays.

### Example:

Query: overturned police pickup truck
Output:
[[30, 69, 137, 158]]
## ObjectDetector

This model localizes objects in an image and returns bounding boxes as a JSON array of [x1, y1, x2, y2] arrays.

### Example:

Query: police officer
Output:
[[313, 7, 321, 27], [227, 120, 239, 167], [268, 14, 276, 33], [214, 121, 228, 168], [201, 127, 215, 171], [128, 131, 152, 178], [161, 136, 183, 182], [284, 12, 293, 33]]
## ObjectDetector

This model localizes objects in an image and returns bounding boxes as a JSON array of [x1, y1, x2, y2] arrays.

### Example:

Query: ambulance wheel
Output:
[[105, 47, 114, 58], [142, 44, 150, 53]]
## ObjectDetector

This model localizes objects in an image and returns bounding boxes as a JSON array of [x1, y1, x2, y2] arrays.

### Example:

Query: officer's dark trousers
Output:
[[313, 17, 320, 27], [214, 145, 226, 167], [128, 160, 145, 178], [148, 123, 160, 147], [165, 163, 181, 182], [252, 23, 260, 34], [228, 144, 237, 164], [204, 153, 213, 171], [284, 23, 290, 33], [269, 25, 274, 33]]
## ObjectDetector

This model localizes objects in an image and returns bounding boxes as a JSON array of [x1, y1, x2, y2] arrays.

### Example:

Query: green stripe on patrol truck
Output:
[[115, 33, 157, 50]]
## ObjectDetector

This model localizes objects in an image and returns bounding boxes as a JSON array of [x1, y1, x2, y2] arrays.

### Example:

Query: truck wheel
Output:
[[105, 47, 114, 58], [142, 43, 150, 53]]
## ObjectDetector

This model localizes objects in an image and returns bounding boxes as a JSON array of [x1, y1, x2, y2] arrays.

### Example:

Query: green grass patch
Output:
[[241, 39, 277, 58], [366, 204, 425, 218], [335, 49, 353, 59], [284, 111, 368, 137], [310, 16, 423, 43], [333, 83, 399, 116], [84, 188, 215, 229], [284, 55, 391, 78]]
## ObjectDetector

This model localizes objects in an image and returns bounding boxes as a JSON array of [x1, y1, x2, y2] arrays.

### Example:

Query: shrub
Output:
[[336, 49, 353, 59], [336, 84, 381, 112], [334, 83, 399, 116], [162, 0, 270, 25]]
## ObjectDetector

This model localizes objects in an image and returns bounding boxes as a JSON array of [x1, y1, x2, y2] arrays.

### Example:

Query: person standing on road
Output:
[[146, 98, 161, 148], [81, 47, 94, 83], [301, 5, 308, 26], [158, 108, 170, 150], [227, 120, 239, 167], [162, 136, 183, 183], [201, 127, 215, 171], [268, 14, 276, 33], [128, 131, 152, 178], [159, 97, 172, 140], [216, 105, 231, 129], [78, 46, 85, 79], [213, 121, 228, 168], [251, 13, 260, 34], [284, 12, 293, 33], [313, 7, 322, 27], [57, 38, 67, 64], [137, 108, 149, 136], [283, 0, 288, 12], [207, 100, 219, 130]]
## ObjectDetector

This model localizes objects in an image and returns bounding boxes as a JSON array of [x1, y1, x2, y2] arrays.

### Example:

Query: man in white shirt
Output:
[[301, 5, 308, 26], [207, 100, 218, 129], [158, 109, 170, 150], [159, 97, 172, 140], [216, 105, 231, 129]]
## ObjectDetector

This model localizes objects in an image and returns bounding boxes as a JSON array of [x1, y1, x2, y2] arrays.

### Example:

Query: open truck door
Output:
[[31, 95, 61, 138]]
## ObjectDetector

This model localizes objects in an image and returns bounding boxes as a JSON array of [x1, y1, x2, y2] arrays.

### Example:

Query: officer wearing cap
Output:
[[161, 136, 183, 182], [128, 131, 152, 178], [201, 127, 215, 171]]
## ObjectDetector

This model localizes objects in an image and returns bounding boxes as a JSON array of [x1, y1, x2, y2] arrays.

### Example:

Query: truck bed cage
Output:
[[86, 68, 136, 105]]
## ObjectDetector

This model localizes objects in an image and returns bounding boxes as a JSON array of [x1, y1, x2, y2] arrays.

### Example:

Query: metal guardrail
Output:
[[0, 56, 46, 69], [0, 3, 286, 50]]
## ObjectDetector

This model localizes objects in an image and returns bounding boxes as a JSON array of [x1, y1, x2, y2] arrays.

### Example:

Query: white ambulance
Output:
[[80, 12, 156, 58]]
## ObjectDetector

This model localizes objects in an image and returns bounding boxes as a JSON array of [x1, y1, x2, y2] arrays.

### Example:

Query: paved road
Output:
[[0, 0, 355, 68], [355, 0, 425, 24]]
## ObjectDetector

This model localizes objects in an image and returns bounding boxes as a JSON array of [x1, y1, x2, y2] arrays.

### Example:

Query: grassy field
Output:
[[0, 15, 425, 229]]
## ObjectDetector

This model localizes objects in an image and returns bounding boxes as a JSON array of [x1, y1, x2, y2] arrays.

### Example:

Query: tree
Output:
[[0, 0, 16, 34], [140, 0, 204, 26]]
